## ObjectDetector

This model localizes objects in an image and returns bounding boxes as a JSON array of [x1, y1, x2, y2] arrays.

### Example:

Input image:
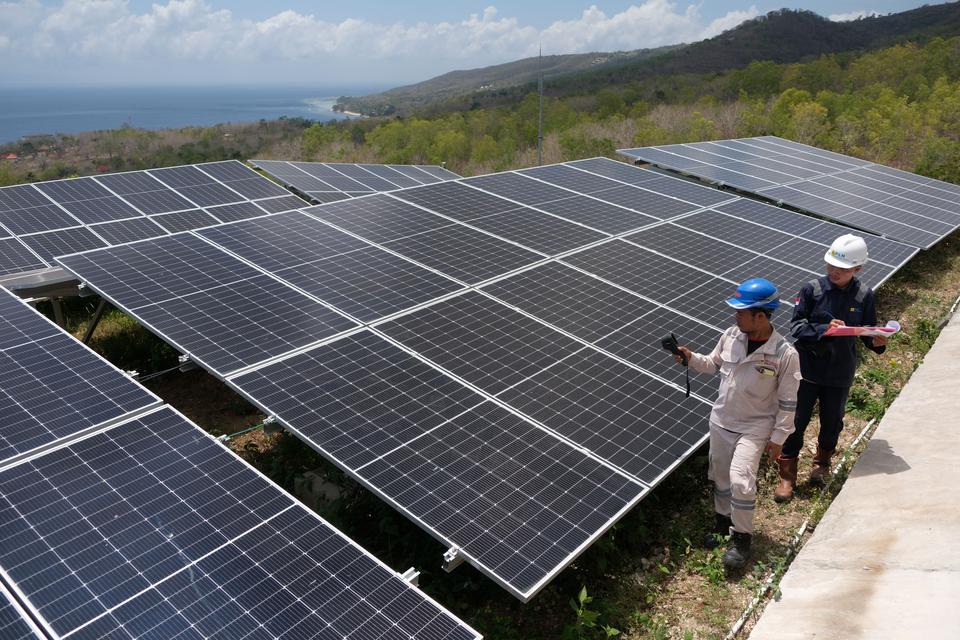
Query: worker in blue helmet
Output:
[[671, 278, 801, 571]]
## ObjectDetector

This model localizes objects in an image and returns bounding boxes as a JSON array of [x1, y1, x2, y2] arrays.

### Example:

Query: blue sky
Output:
[[0, 1, 946, 86]]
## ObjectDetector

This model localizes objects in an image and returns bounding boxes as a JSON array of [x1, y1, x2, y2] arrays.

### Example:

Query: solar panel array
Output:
[[57, 156, 917, 600], [0, 287, 480, 640], [619, 136, 960, 249], [0, 160, 308, 278], [251, 160, 462, 203]]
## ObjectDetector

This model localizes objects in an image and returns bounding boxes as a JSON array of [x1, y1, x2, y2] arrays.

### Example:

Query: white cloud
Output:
[[829, 9, 880, 21], [0, 1, 760, 83]]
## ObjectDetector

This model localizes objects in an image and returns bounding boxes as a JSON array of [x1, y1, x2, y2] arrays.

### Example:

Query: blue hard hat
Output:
[[726, 278, 780, 310]]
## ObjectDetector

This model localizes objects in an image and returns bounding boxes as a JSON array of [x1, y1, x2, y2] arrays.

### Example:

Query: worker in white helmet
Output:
[[774, 234, 887, 502]]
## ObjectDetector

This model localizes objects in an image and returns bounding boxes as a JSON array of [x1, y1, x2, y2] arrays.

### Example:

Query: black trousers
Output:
[[780, 380, 850, 458]]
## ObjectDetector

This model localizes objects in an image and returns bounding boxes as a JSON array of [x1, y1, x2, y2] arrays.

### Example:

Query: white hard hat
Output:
[[824, 234, 868, 268]]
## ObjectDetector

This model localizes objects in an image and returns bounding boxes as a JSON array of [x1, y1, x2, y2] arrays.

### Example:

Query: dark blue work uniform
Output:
[[781, 276, 885, 457]]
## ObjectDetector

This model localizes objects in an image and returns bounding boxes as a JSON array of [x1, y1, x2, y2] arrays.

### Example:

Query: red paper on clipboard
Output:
[[824, 321, 900, 337]]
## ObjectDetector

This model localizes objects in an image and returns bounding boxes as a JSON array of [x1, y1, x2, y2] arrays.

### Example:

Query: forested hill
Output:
[[336, 3, 960, 116]]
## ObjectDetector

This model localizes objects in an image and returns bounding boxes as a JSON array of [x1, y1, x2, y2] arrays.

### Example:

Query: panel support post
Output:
[[82, 298, 110, 344], [51, 298, 66, 328]]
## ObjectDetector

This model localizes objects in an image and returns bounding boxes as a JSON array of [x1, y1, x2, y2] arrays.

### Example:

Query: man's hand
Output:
[[674, 346, 692, 365], [873, 335, 888, 347], [765, 442, 782, 460], [828, 318, 845, 329]]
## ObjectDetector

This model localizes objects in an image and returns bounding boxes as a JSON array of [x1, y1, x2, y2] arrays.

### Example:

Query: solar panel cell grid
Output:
[[35, 176, 114, 202], [382, 223, 543, 284], [464, 172, 574, 205], [0, 287, 61, 350], [21, 227, 107, 261], [0, 185, 52, 212], [497, 347, 710, 484], [561, 240, 719, 303], [480, 262, 659, 342], [128, 273, 357, 375], [520, 164, 625, 194], [590, 185, 700, 219], [394, 180, 523, 222], [325, 163, 400, 191], [173, 182, 243, 207], [0, 238, 47, 275], [230, 330, 486, 469], [149, 209, 221, 233], [0, 204, 81, 235], [0, 407, 480, 640], [149, 165, 216, 188], [360, 401, 645, 597], [667, 278, 743, 330], [305, 194, 452, 244], [117, 188, 197, 215], [377, 292, 584, 396], [0, 587, 40, 640], [596, 306, 721, 400], [198, 211, 370, 272], [253, 194, 310, 213], [534, 195, 659, 234], [721, 255, 817, 299], [625, 224, 756, 274], [466, 207, 608, 256], [359, 164, 422, 188], [391, 165, 441, 183], [204, 201, 267, 223], [94, 171, 170, 196], [54, 195, 142, 224], [89, 217, 168, 245], [273, 246, 463, 322]]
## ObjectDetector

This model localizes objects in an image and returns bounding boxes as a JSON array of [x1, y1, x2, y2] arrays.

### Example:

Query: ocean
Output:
[[0, 85, 387, 144]]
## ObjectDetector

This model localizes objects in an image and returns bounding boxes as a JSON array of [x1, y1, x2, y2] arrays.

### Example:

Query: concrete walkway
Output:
[[749, 310, 960, 640]]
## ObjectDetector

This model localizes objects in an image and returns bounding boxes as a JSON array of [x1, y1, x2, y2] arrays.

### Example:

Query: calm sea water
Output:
[[0, 85, 385, 144]]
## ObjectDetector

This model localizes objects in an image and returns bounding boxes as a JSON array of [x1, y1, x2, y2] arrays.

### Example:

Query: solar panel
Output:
[[303, 194, 451, 244], [57, 234, 357, 376], [625, 224, 757, 274], [35, 177, 143, 223], [0, 287, 158, 464], [0, 163, 310, 277], [0, 406, 481, 640], [204, 201, 266, 223], [0, 584, 42, 640], [562, 240, 720, 303], [596, 306, 721, 399], [376, 292, 584, 395], [463, 172, 574, 205], [381, 223, 543, 284], [0, 238, 46, 276], [229, 331, 647, 600], [20, 227, 107, 261], [197, 211, 370, 271], [497, 347, 710, 484], [254, 194, 312, 213], [534, 194, 659, 234], [393, 181, 523, 222], [465, 208, 608, 255], [149, 208, 221, 233], [587, 184, 700, 219], [480, 262, 660, 342], [196, 212, 463, 322], [271, 247, 464, 322], [95, 171, 197, 215], [250, 161, 462, 204], [621, 136, 960, 248], [89, 217, 169, 245]]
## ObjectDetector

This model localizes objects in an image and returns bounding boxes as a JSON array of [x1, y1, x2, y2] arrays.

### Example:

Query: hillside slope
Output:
[[336, 3, 960, 116]]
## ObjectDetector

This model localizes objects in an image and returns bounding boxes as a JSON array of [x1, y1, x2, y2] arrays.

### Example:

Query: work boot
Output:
[[703, 513, 733, 549], [774, 456, 799, 503], [723, 531, 752, 570], [809, 445, 835, 488]]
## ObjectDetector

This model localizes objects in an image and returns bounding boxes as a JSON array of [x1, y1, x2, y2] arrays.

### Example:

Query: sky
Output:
[[0, 0, 948, 87]]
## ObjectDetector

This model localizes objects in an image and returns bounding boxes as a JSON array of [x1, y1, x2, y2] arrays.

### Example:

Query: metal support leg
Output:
[[51, 298, 66, 328], [82, 298, 109, 344]]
